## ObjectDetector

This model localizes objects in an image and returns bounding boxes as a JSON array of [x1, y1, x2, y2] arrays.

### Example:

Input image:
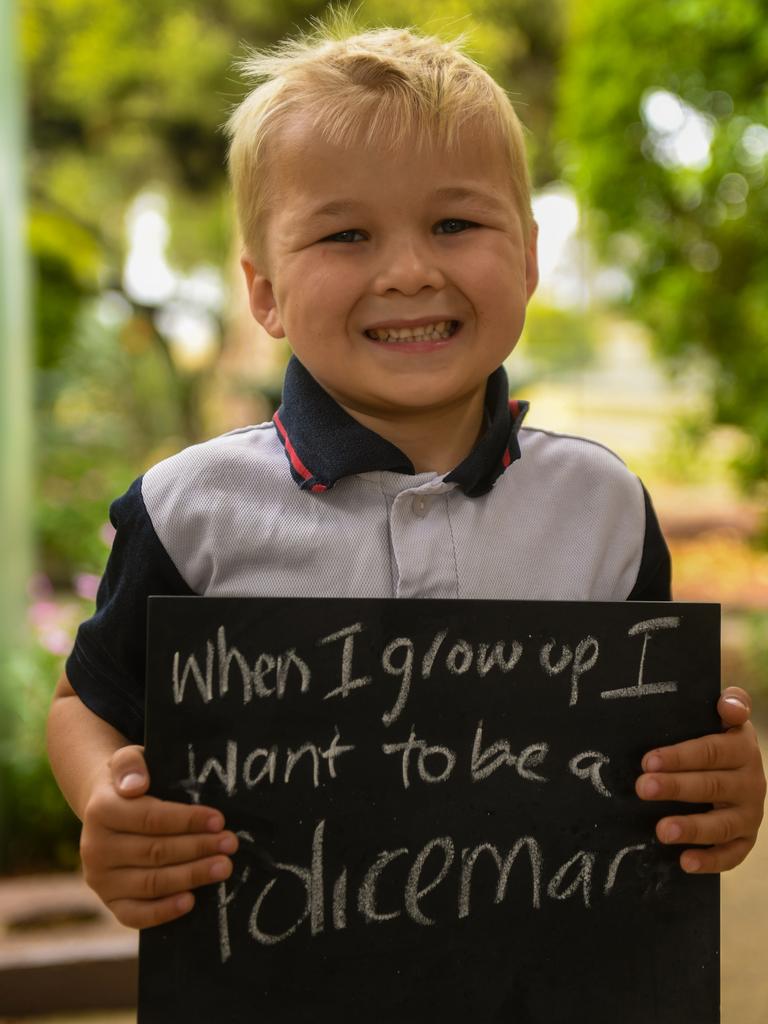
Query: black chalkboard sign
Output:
[[139, 598, 720, 1024]]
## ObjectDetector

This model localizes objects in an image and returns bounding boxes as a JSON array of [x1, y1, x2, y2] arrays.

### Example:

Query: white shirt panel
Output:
[[141, 422, 646, 604]]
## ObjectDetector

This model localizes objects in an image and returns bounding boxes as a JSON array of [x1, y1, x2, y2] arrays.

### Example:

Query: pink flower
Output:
[[40, 627, 73, 656], [100, 522, 117, 547], [74, 573, 101, 601], [29, 600, 59, 627]]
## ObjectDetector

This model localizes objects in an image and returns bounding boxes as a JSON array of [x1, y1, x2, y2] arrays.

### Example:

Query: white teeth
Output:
[[366, 320, 457, 342]]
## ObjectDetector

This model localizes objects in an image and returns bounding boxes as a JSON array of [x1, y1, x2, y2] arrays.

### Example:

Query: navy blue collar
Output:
[[273, 356, 528, 498]]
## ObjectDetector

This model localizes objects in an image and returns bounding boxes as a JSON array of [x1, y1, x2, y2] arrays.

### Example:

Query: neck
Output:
[[341, 391, 487, 474]]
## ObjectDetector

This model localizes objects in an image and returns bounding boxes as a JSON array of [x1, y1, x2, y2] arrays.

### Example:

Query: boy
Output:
[[47, 22, 764, 932]]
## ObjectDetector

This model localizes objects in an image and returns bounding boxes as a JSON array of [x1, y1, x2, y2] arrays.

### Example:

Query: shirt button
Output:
[[412, 496, 429, 517]]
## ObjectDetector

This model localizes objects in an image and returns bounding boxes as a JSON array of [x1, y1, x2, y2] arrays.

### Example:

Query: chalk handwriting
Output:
[[382, 726, 457, 789], [223, 819, 650, 950], [156, 604, 702, 970], [405, 838, 455, 926], [477, 640, 524, 676], [182, 730, 356, 798], [169, 616, 687, 715], [568, 750, 612, 798], [420, 629, 448, 678], [358, 848, 409, 923], [216, 830, 255, 963], [172, 627, 310, 705], [601, 617, 681, 700], [547, 850, 596, 908], [320, 623, 372, 700], [172, 642, 214, 704], [459, 838, 542, 916], [249, 821, 325, 945], [470, 720, 549, 783], [538, 636, 600, 706], [381, 636, 415, 726], [603, 844, 647, 895]]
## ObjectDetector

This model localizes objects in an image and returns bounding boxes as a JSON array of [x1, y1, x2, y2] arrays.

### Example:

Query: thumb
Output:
[[718, 686, 752, 729], [110, 744, 150, 797]]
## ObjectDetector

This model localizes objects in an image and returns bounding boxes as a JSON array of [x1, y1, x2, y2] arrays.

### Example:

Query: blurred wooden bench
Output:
[[0, 873, 137, 1016]]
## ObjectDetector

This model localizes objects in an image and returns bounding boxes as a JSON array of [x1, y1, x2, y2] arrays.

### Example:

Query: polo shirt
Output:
[[66, 356, 671, 744]]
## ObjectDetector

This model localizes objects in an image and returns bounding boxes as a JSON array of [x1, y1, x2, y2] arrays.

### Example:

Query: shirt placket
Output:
[[388, 479, 459, 599]]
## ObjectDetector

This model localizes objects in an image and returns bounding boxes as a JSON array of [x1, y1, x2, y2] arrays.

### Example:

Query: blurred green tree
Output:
[[557, 0, 768, 492]]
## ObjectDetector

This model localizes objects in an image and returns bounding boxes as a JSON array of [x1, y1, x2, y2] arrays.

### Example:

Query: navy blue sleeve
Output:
[[65, 476, 196, 744], [626, 483, 672, 601]]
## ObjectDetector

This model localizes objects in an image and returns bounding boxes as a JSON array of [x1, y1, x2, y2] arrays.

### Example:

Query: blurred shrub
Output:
[[514, 303, 597, 386], [741, 612, 768, 700], [0, 639, 82, 873], [558, 0, 768, 495]]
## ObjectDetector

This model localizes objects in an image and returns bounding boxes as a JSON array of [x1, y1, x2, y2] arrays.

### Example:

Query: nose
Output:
[[371, 235, 446, 295]]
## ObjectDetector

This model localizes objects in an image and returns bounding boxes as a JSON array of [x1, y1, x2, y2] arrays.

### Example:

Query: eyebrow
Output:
[[307, 199, 365, 220], [430, 186, 508, 213], [306, 186, 508, 221]]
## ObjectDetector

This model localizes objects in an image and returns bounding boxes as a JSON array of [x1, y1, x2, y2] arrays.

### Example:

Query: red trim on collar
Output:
[[509, 398, 520, 418], [273, 410, 315, 483]]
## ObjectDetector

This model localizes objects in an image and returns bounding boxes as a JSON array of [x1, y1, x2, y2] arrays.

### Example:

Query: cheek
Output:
[[288, 257, 356, 314], [468, 263, 528, 325], [463, 239, 527, 294]]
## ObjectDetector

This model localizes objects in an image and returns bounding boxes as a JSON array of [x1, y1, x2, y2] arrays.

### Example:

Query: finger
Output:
[[718, 687, 752, 728], [99, 829, 240, 869], [679, 838, 755, 875], [108, 891, 196, 929], [641, 725, 755, 774], [655, 807, 755, 848], [636, 769, 745, 805], [90, 791, 226, 836], [110, 744, 150, 797], [108, 854, 234, 901]]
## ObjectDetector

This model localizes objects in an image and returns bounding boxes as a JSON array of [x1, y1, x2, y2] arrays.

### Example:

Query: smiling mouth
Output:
[[364, 320, 461, 343]]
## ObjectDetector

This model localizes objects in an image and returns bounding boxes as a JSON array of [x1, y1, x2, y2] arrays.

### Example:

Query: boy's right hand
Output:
[[80, 745, 238, 929]]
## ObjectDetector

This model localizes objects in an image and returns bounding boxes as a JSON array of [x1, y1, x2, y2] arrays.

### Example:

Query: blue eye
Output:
[[436, 218, 476, 234], [323, 229, 365, 243]]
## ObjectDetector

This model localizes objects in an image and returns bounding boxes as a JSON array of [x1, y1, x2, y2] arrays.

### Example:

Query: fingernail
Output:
[[210, 859, 231, 881], [682, 854, 701, 873], [175, 893, 194, 913], [119, 772, 145, 791], [644, 753, 663, 772], [663, 823, 682, 843], [206, 815, 224, 833], [218, 835, 237, 854], [640, 777, 660, 798], [724, 697, 748, 710]]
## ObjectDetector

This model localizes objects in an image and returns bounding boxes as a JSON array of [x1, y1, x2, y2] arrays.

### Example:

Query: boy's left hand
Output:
[[636, 686, 766, 873]]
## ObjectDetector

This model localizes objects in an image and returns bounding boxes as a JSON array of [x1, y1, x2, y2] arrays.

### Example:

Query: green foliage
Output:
[[557, 0, 768, 488], [37, 300, 195, 580], [513, 303, 597, 388], [728, 611, 768, 703], [0, 645, 81, 873]]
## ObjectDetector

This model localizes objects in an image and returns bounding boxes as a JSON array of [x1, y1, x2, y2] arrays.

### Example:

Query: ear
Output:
[[240, 254, 286, 338], [525, 219, 539, 300]]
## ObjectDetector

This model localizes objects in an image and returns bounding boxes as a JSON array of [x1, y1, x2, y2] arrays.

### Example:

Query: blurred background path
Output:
[[722, 716, 768, 1024]]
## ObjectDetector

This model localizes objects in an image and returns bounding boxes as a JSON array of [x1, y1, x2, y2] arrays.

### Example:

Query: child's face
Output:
[[242, 120, 538, 428]]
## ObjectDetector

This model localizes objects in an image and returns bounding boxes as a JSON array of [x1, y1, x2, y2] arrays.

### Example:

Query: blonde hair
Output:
[[223, 15, 533, 261]]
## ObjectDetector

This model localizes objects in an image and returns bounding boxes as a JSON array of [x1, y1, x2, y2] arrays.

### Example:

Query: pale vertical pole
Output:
[[0, 0, 34, 655]]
